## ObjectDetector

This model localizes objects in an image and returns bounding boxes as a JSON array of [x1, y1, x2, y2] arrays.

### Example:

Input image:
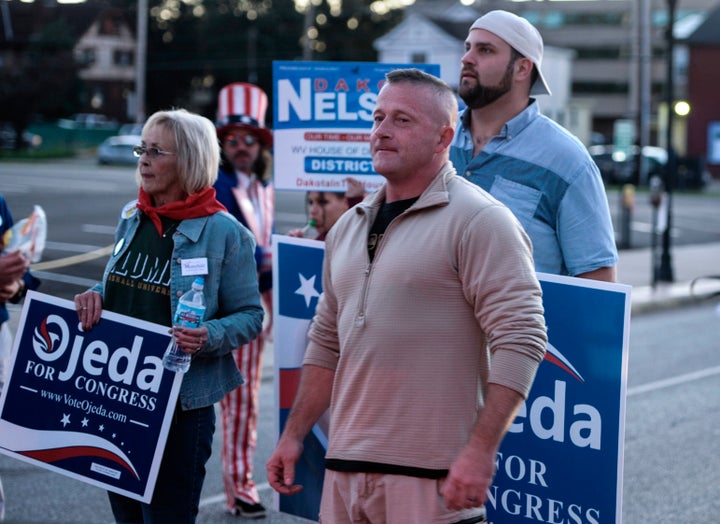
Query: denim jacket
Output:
[[92, 202, 264, 410]]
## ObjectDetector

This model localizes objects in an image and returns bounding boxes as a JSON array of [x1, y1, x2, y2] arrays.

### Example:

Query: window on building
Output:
[[411, 52, 427, 63], [114, 50, 134, 67], [524, 10, 626, 29], [573, 82, 628, 95], [77, 48, 96, 66], [575, 48, 623, 60]]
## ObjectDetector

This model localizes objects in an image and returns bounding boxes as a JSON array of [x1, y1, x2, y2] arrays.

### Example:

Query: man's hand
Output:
[[439, 443, 495, 510], [266, 364, 334, 495], [441, 384, 526, 510], [266, 435, 305, 496]]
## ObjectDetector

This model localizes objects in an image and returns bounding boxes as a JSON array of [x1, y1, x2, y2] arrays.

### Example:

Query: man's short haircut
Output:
[[384, 68, 458, 126]]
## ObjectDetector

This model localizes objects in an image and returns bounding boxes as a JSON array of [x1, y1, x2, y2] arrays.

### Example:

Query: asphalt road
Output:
[[1, 158, 719, 522], [2, 159, 719, 301], [2, 299, 717, 523], [0, 158, 308, 302]]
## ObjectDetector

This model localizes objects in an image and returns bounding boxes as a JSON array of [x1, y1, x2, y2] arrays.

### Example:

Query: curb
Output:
[[631, 278, 720, 315]]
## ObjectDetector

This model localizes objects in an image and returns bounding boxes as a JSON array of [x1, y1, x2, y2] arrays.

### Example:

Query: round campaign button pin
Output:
[[122, 200, 138, 219], [113, 238, 125, 256]]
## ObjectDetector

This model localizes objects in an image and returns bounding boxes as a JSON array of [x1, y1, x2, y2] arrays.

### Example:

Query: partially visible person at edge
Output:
[[451, 10, 618, 282], [73, 108, 264, 523], [0, 194, 41, 522], [266, 68, 547, 523], [212, 82, 275, 519], [286, 178, 366, 241], [0, 195, 41, 378]]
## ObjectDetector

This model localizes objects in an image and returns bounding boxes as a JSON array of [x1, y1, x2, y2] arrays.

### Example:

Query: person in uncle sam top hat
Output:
[[213, 82, 274, 519]]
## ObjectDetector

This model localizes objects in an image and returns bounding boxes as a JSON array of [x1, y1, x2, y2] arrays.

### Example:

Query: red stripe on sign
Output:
[[21, 446, 139, 479], [279, 368, 302, 409]]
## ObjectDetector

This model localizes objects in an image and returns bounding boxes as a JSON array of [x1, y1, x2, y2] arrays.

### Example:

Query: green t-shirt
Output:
[[104, 216, 178, 326]]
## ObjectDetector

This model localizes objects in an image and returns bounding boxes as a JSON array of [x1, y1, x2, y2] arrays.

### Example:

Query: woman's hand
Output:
[[0, 251, 29, 285], [74, 290, 103, 331], [171, 325, 209, 354], [285, 228, 305, 238], [0, 280, 21, 302]]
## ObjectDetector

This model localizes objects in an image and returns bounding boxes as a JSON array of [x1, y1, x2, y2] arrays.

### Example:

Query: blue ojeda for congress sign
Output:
[[0, 292, 182, 503], [488, 272, 631, 524], [272, 237, 631, 523]]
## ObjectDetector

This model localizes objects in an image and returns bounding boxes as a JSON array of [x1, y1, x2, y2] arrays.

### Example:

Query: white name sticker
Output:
[[181, 258, 208, 276]]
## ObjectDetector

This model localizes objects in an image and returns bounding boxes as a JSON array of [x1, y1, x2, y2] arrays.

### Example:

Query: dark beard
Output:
[[458, 60, 515, 109]]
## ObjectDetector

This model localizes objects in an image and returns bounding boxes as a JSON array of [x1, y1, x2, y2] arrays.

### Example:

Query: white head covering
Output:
[[470, 10, 552, 96]]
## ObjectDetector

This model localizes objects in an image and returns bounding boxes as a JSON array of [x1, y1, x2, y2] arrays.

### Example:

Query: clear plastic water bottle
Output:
[[301, 219, 316, 237], [162, 277, 206, 373]]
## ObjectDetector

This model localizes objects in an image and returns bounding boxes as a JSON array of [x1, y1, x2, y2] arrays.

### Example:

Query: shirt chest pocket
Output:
[[489, 176, 542, 228]]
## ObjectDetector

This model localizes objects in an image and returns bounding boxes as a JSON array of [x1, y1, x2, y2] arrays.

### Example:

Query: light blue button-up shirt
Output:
[[450, 100, 618, 276]]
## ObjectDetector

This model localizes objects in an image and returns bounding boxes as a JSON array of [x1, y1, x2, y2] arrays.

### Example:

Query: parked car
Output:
[[58, 113, 118, 130], [117, 123, 144, 136], [589, 144, 710, 189], [97, 134, 140, 165], [0, 124, 42, 150], [589, 144, 667, 186]]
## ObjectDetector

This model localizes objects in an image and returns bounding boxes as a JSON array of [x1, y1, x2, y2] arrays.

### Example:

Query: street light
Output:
[[674, 100, 690, 117], [655, 0, 677, 283]]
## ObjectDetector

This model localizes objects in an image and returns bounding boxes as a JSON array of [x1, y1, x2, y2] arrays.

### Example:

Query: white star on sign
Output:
[[60, 414, 71, 427], [295, 273, 320, 307]]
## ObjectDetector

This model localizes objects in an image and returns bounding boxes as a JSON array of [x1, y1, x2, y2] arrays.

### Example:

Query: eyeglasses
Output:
[[132, 145, 176, 158], [223, 134, 258, 147]]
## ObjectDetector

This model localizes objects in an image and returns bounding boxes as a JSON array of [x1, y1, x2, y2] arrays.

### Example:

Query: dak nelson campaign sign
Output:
[[273, 235, 631, 523], [0, 291, 182, 503], [272, 60, 439, 192]]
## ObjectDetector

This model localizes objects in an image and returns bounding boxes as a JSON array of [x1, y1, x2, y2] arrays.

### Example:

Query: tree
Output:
[[145, 0, 307, 118], [0, 16, 81, 150], [0, 0, 410, 146], [142, 0, 408, 120]]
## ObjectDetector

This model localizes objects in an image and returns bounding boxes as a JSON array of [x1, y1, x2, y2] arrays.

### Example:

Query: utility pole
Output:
[[247, 25, 258, 84], [134, 0, 148, 124], [656, 0, 677, 283], [638, 0, 651, 166], [302, 3, 315, 61], [1, 1, 13, 41]]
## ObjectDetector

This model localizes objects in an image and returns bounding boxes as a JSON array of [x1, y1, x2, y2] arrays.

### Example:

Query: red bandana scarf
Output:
[[136, 187, 227, 236]]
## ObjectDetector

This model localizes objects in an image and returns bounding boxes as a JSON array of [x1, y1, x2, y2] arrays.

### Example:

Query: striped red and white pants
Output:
[[220, 335, 265, 508]]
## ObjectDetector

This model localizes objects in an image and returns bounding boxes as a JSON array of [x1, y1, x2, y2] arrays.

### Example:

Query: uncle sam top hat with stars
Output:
[[216, 82, 273, 147]]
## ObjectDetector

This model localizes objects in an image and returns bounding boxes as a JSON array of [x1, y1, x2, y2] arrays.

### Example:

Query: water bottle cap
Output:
[[308, 219, 316, 227], [193, 276, 205, 287]]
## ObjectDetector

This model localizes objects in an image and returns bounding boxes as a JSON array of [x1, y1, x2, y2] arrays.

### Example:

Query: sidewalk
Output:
[[618, 241, 720, 314]]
